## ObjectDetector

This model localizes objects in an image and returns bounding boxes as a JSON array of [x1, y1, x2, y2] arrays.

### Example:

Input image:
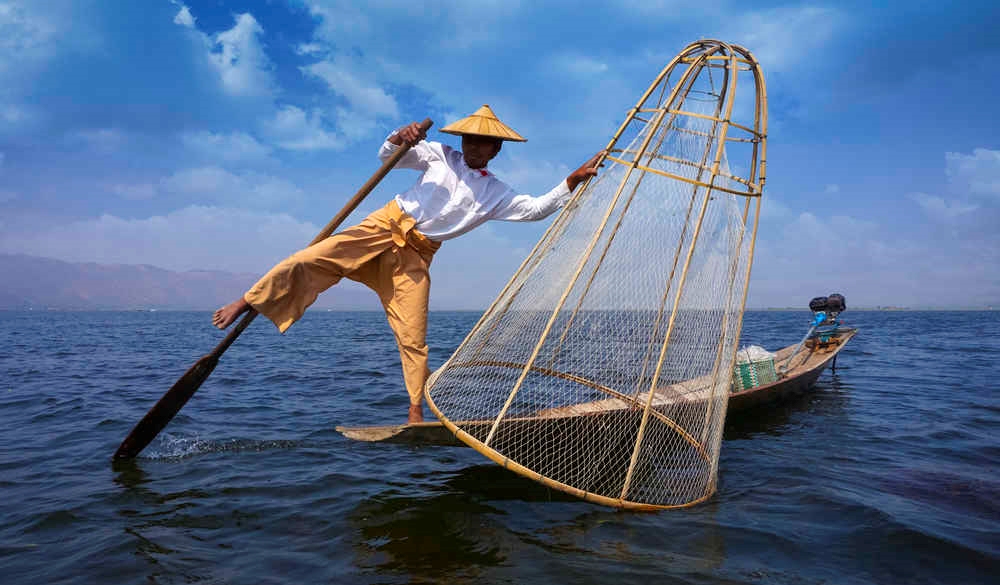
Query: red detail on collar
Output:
[[479, 169, 489, 176]]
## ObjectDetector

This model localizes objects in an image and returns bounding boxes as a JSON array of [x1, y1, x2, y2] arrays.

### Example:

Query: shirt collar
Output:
[[460, 157, 490, 177]]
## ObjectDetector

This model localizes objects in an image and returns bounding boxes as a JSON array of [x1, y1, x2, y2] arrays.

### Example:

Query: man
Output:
[[212, 105, 602, 423]]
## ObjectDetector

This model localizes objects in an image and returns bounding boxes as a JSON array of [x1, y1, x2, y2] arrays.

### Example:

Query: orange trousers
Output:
[[244, 201, 441, 405]]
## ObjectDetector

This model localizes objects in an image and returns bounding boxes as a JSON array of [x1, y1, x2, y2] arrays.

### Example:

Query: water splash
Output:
[[144, 433, 302, 460]]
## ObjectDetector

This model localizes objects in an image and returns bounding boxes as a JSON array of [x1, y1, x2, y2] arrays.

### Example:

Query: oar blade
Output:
[[113, 353, 219, 459]]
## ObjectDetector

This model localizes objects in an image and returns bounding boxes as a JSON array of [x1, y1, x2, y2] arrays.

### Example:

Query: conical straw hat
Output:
[[440, 105, 527, 142]]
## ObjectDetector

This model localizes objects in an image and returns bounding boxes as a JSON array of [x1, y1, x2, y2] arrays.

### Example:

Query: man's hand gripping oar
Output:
[[113, 119, 433, 460]]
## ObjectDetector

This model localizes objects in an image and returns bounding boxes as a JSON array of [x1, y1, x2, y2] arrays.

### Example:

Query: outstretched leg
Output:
[[213, 297, 251, 330], [220, 211, 397, 333]]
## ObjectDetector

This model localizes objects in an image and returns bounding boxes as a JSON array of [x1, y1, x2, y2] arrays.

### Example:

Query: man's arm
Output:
[[565, 151, 604, 192], [378, 122, 441, 170], [491, 151, 606, 221]]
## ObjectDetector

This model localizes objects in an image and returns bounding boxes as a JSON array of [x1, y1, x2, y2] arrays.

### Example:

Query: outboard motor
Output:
[[808, 296, 828, 328], [815, 293, 847, 343], [781, 293, 848, 373], [807, 294, 846, 327], [826, 293, 846, 317]]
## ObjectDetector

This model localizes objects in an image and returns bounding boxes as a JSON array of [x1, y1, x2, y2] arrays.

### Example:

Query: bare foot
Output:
[[212, 297, 250, 330], [407, 403, 424, 424]]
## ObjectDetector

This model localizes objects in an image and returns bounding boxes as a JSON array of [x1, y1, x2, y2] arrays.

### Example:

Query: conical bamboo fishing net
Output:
[[425, 40, 767, 509]]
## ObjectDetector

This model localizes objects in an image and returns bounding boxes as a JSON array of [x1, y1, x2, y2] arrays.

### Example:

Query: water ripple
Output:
[[0, 310, 997, 585]]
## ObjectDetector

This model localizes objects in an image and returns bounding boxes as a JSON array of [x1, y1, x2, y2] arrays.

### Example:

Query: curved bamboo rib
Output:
[[425, 39, 767, 509], [609, 149, 760, 189], [604, 156, 760, 197], [425, 390, 712, 511], [445, 359, 709, 461]]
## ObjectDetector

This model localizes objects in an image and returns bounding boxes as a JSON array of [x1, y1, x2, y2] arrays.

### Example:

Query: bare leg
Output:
[[212, 297, 251, 330], [407, 403, 424, 424]]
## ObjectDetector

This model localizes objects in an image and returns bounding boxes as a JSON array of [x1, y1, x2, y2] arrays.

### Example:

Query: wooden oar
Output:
[[113, 118, 433, 460]]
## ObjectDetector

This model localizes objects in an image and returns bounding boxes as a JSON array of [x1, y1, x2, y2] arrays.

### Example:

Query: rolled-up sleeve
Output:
[[490, 180, 572, 221]]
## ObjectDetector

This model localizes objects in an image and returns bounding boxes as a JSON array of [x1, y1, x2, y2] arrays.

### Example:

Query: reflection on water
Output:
[[347, 464, 729, 582], [723, 371, 851, 440]]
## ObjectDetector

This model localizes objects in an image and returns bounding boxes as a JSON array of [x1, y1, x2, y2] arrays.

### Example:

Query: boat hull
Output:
[[337, 328, 858, 446]]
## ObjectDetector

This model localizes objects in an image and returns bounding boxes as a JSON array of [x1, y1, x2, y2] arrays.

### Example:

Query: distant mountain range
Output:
[[0, 254, 380, 310]]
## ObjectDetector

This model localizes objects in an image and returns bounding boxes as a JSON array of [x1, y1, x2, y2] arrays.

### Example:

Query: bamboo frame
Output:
[[425, 40, 768, 509]]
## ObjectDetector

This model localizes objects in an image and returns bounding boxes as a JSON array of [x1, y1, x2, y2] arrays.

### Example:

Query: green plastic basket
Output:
[[731, 358, 777, 392]]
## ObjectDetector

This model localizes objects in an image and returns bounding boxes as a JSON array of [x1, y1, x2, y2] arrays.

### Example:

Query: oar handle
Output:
[[113, 118, 434, 459], [310, 118, 433, 245]]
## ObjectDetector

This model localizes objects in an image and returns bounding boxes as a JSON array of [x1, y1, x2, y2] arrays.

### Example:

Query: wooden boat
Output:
[[337, 327, 857, 446], [730, 326, 856, 412]]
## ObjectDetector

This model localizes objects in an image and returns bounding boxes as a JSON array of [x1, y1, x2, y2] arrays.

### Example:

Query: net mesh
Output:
[[426, 40, 767, 509]]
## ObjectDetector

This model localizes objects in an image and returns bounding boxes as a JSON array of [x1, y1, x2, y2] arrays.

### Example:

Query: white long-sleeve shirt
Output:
[[378, 138, 571, 241]]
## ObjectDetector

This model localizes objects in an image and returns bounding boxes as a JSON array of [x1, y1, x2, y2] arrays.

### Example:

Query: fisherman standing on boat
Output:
[[212, 105, 603, 424]]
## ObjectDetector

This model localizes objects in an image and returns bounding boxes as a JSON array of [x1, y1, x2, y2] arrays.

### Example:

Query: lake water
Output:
[[1, 310, 996, 584]]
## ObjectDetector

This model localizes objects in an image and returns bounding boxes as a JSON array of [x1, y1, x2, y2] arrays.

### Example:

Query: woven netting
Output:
[[426, 40, 768, 509]]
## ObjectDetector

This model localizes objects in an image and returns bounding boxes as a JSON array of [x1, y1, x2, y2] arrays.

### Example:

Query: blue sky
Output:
[[1, 0, 998, 309]]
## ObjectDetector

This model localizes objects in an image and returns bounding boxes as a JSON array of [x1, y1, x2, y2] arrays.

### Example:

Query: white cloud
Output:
[[760, 195, 793, 221], [298, 1, 528, 129], [549, 54, 609, 77], [306, 1, 523, 50], [615, 0, 693, 18], [0, 206, 321, 273], [615, 3, 843, 72], [724, 6, 842, 73], [176, 11, 274, 98], [491, 155, 571, 195], [749, 151, 1000, 308], [296, 42, 324, 56], [171, 6, 268, 94], [429, 222, 535, 310], [109, 183, 157, 201], [161, 166, 305, 209], [181, 130, 273, 163], [208, 13, 273, 97], [946, 148, 1000, 198], [173, 4, 195, 28], [909, 192, 978, 219], [263, 105, 340, 151], [0, 103, 29, 123], [300, 56, 399, 142], [302, 58, 398, 117], [0, 0, 99, 121], [162, 166, 234, 194], [0, 1, 59, 73], [68, 128, 126, 152]]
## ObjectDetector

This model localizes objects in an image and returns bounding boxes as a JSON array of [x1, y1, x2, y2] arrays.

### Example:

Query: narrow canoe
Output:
[[336, 327, 857, 446]]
